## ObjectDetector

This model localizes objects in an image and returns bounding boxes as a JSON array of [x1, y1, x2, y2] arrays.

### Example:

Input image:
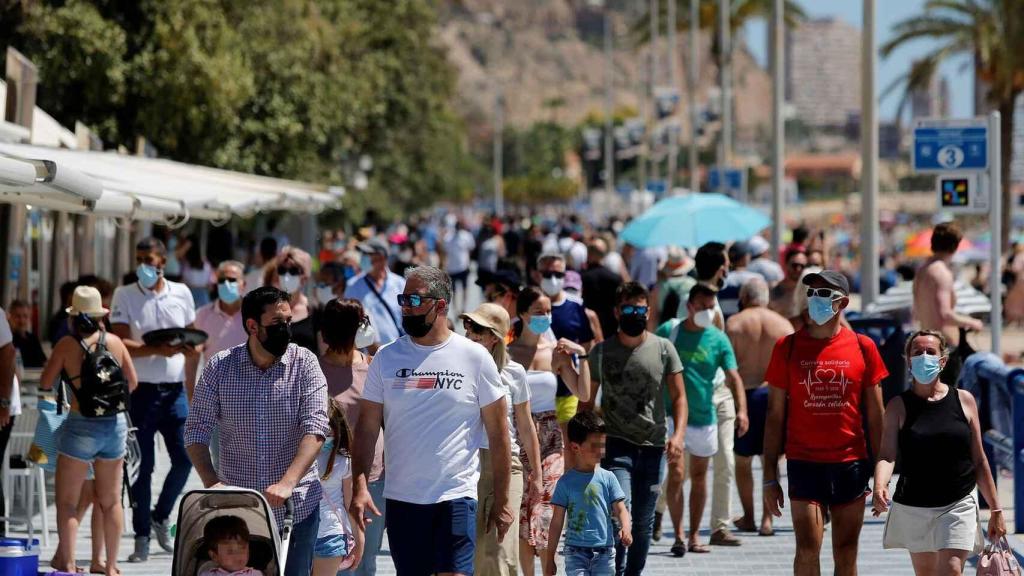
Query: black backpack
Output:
[[60, 331, 129, 418]]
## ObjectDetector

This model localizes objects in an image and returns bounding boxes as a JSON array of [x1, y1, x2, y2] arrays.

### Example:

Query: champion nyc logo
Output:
[[392, 368, 465, 390]]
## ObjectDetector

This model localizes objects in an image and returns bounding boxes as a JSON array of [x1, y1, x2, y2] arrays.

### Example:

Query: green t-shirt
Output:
[[655, 322, 737, 427], [588, 333, 683, 446]]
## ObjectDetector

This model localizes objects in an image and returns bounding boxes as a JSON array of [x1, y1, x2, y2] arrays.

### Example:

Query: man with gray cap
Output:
[[719, 241, 767, 318], [762, 270, 887, 576], [344, 238, 406, 349]]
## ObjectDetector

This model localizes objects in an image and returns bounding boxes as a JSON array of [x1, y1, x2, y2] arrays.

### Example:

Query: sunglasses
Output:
[[277, 266, 303, 276], [620, 305, 649, 316], [217, 278, 240, 284], [541, 271, 566, 280], [397, 294, 438, 307], [463, 320, 489, 335], [806, 288, 843, 299]]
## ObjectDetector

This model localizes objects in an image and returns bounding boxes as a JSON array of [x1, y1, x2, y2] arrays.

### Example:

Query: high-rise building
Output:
[[785, 18, 861, 128], [910, 72, 950, 119]]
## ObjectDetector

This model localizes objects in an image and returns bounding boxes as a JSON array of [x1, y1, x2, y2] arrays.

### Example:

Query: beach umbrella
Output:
[[619, 193, 771, 249]]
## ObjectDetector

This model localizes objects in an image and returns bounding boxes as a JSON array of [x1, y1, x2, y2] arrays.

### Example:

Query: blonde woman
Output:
[[264, 246, 317, 353], [873, 330, 1005, 575]]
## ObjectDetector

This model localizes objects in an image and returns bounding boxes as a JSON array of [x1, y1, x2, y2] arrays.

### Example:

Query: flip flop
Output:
[[733, 517, 757, 532], [688, 543, 711, 553]]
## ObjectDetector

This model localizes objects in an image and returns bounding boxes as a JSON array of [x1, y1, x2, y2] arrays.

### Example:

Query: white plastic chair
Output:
[[1, 408, 50, 546]]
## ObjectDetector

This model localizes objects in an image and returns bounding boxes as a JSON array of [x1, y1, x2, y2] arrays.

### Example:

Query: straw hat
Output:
[[460, 303, 510, 339], [67, 286, 108, 317]]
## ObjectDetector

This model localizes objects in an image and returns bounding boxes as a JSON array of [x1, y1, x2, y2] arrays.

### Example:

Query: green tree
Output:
[[881, 0, 1024, 248]]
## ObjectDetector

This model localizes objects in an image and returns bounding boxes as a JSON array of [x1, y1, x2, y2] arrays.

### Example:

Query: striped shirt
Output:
[[185, 342, 330, 527]]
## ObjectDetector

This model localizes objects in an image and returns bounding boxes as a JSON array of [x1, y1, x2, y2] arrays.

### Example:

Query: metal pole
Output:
[[667, 0, 678, 193], [719, 0, 731, 169], [771, 0, 785, 255], [603, 3, 615, 198], [638, 48, 648, 193], [688, 0, 699, 192], [990, 110, 1003, 354], [494, 87, 504, 216], [649, 0, 660, 186], [860, 0, 880, 308]]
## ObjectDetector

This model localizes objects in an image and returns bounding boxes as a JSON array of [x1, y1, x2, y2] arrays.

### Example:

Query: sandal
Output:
[[733, 517, 757, 532], [688, 542, 711, 553]]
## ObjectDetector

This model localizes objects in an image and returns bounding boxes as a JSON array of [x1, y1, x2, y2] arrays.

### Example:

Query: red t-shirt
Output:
[[765, 327, 888, 463]]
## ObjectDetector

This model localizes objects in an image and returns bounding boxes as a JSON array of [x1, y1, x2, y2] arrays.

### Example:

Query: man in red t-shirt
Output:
[[762, 270, 886, 576]]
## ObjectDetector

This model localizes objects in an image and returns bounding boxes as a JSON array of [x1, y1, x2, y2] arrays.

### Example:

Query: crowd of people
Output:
[[0, 213, 1010, 576]]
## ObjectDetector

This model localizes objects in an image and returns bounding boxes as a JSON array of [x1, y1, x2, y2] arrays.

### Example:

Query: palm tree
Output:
[[881, 0, 1024, 249]]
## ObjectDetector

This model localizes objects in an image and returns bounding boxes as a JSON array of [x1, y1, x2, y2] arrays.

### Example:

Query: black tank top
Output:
[[892, 387, 975, 507]]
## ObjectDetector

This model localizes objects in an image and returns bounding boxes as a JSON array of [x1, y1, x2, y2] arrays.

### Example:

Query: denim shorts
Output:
[[57, 412, 127, 462], [564, 545, 615, 576], [314, 533, 353, 559]]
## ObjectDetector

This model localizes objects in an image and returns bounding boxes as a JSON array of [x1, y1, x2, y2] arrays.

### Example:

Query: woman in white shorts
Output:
[[872, 330, 1005, 575]]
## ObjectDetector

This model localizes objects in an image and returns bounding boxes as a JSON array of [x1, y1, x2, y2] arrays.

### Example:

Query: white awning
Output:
[[0, 143, 339, 223]]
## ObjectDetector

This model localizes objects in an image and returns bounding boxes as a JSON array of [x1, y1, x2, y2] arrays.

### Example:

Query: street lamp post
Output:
[[494, 88, 505, 217], [718, 0, 731, 170], [860, 0, 879, 308], [603, 1, 615, 198], [667, 0, 678, 193], [650, 0, 660, 185], [689, 0, 700, 192], [771, 0, 785, 256]]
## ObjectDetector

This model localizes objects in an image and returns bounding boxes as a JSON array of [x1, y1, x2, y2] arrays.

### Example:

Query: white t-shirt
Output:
[[363, 332, 505, 504], [110, 280, 196, 383], [444, 229, 476, 275], [481, 360, 530, 455], [317, 450, 353, 540], [526, 370, 557, 413], [0, 310, 22, 416]]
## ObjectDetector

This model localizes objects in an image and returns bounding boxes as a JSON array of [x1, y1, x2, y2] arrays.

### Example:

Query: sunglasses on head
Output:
[[806, 288, 843, 299], [541, 271, 566, 279], [397, 294, 438, 307], [277, 266, 303, 276], [620, 305, 649, 316], [463, 319, 489, 335]]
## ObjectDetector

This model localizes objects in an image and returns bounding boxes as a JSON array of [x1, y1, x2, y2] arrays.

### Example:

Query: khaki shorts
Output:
[[883, 492, 983, 554]]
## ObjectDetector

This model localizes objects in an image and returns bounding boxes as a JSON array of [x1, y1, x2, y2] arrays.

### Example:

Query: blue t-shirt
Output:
[[551, 467, 626, 548], [551, 298, 595, 345]]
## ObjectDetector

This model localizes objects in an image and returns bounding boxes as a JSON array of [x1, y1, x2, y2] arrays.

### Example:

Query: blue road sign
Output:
[[708, 167, 745, 197], [912, 119, 988, 173]]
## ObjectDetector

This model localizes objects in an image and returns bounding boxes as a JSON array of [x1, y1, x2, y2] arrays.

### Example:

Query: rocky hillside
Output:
[[438, 0, 772, 145]]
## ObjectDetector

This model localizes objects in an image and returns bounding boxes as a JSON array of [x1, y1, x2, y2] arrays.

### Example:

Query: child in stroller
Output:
[[199, 515, 264, 576]]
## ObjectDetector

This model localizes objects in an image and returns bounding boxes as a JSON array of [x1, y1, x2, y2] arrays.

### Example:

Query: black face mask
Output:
[[259, 323, 292, 357], [73, 314, 99, 336], [402, 304, 437, 338], [619, 314, 647, 337]]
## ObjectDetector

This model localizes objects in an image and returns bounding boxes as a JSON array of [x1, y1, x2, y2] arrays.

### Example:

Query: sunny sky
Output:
[[742, 0, 974, 121]]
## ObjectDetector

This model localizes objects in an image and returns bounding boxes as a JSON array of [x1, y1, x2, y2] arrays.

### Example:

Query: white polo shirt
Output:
[[111, 280, 196, 383]]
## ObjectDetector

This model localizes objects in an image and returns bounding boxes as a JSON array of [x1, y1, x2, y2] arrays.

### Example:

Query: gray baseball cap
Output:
[[802, 270, 850, 295], [356, 237, 389, 257]]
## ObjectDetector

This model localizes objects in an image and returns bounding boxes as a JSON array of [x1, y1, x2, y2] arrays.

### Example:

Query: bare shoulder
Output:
[[957, 388, 978, 411], [884, 394, 906, 416]]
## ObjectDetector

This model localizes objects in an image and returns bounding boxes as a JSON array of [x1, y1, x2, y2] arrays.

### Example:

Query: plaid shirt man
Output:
[[185, 342, 330, 528]]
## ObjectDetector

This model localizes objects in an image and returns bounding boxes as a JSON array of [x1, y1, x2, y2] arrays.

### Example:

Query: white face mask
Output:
[[541, 276, 564, 297], [280, 273, 302, 294], [355, 322, 377, 349], [693, 308, 715, 328], [315, 284, 335, 305]]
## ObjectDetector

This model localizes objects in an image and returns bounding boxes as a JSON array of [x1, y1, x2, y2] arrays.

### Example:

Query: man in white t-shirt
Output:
[[0, 307, 22, 535], [111, 237, 200, 562], [443, 222, 476, 315], [350, 266, 512, 576]]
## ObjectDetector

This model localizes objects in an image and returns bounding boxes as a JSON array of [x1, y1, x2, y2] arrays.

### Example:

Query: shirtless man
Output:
[[769, 249, 808, 321], [912, 221, 983, 384], [725, 278, 793, 536]]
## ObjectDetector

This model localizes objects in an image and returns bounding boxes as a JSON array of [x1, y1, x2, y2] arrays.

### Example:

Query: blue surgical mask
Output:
[[360, 255, 373, 271], [807, 295, 837, 326], [218, 280, 240, 304], [137, 263, 161, 289], [910, 354, 943, 385], [528, 314, 552, 335]]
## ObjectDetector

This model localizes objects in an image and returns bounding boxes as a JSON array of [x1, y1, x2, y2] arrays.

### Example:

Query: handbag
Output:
[[28, 398, 67, 473], [978, 537, 1022, 576]]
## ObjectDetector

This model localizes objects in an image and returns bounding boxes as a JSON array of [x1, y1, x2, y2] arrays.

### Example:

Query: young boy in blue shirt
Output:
[[544, 412, 632, 576]]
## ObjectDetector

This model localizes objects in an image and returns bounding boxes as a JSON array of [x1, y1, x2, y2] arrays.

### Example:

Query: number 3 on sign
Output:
[[937, 145, 965, 169]]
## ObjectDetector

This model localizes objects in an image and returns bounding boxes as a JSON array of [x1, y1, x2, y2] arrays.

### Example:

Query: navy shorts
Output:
[[386, 497, 476, 576], [733, 387, 768, 457], [787, 459, 871, 509]]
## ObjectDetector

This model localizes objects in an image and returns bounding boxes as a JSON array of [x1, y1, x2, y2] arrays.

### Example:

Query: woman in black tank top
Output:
[[871, 330, 1005, 574]]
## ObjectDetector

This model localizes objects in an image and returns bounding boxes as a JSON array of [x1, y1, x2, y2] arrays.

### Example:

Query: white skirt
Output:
[[883, 492, 984, 554]]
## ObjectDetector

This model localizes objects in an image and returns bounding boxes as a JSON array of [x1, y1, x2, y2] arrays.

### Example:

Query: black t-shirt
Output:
[[581, 264, 622, 337], [291, 314, 319, 357], [13, 332, 47, 368]]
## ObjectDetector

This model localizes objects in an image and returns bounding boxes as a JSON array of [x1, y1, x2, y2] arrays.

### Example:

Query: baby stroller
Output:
[[171, 488, 294, 576]]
